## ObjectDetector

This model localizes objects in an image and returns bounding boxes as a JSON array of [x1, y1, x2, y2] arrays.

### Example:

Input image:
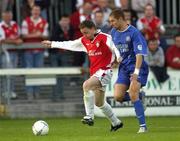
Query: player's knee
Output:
[[83, 81, 90, 91]]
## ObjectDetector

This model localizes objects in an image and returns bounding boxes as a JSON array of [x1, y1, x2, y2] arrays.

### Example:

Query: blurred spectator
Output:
[[137, 3, 165, 41], [166, 34, 180, 69], [70, 1, 93, 66], [113, 0, 129, 9], [131, 0, 156, 18], [75, 0, 97, 9], [21, 5, 48, 101], [70, 1, 93, 39], [21, 0, 50, 20], [123, 9, 138, 27], [92, 0, 112, 24], [49, 14, 74, 101], [0, 10, 23, 98], [34, 0, 50, 19], [0, 0, 15, 14], [21, 0, 35, 19], [93, 10, 111, 34], [137, 3, 168, 52], [145, 39, 169, 83], [112, 1, 138, 27]]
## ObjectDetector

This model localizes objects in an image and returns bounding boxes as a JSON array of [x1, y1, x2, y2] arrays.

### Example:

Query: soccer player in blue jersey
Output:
[[109, 9, 149, 133]]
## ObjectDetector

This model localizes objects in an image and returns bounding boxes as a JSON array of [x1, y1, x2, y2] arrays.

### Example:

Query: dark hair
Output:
[[123, 9, 131, 13], [174, 33, 180, 38], [79, 20, 96, 29], [94, 10, 103, 15], [2, 10, 12, 17], [144, 3, 154, 11], [32, 5, 41, 10], [109, 9, 125, 20], [147, 38, 158, 44], [60, 14, 70, 19]]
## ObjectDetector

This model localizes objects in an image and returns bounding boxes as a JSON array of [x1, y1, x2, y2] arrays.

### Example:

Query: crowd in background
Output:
[[0, 0, 180, 101]]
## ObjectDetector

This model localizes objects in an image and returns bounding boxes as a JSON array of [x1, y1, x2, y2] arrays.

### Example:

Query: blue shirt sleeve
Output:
[[132, 31, 148, 56]]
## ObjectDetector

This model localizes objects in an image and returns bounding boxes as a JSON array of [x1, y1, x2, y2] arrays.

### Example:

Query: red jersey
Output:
[[51, 31, 120, 75], [0, 21, 19, 39], [0, 21, 20, 51], [137, 16, 165, 40], [22, 17, 47, 42], [22, 17, 48, 51], [166, 45, 180, 69]]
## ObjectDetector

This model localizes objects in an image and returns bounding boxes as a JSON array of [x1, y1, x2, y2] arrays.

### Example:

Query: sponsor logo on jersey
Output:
[[96, 41, 100, 47], [88, 50, 102, 56], [116, 44, 129, 53]]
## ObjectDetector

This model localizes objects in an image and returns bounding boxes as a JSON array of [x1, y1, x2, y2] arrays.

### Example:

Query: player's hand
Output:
[[130, 73, 138, 82], [42, 40, 52, 48], [15, 38, 23, 45]]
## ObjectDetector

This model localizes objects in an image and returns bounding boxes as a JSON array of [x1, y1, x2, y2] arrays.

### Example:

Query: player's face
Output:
[[60, 17, 70, 27], [80, 27, 95, 40], [31, 6, 41, 19], [109, 16, 122, 29], [2, 12, 12, 23], [145, 5, 154, 17], [95, 12, 104, 24], [175, 36, 180, 48], [148, 40, 158, 51]]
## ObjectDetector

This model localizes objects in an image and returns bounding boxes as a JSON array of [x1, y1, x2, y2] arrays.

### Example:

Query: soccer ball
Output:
[[32, 120, 49, 136]]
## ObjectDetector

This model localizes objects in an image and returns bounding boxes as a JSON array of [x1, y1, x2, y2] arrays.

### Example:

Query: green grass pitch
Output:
[[0, 117, 180, 141]]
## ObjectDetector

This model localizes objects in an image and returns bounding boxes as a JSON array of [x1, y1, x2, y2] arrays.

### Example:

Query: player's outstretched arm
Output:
[[42, 39, 87, 52], [42, 40, 52, 48]]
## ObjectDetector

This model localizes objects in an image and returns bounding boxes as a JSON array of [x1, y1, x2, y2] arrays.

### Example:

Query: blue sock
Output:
[[139, 91, 145, 100], [123, 92, 144, 102], [134, 100, 146, 128]]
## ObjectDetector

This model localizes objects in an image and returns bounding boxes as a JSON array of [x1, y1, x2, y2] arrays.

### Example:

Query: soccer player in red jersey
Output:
[[42, 20, 123, 131]]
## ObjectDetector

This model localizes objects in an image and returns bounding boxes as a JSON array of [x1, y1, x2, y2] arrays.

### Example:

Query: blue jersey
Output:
[[111, 25, 147, 66], [111, 25, 149, 86]]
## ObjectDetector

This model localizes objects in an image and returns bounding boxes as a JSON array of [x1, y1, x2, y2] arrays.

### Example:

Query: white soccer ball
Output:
[[32, 120, 49, 136]]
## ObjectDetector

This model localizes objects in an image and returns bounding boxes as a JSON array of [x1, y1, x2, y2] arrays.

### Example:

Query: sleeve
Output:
[[21, 20, 28, 35], [51, 38, 87, 52], [42, 23, 49, 37], [160, 24, 165, 33], [132, 31, 148, 56], [136, 19, 144, 31], [106, 34, 121, 59], [0, 26, 5, 40]]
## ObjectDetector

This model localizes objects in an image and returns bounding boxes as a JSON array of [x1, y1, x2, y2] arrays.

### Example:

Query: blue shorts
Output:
[[116, 62, 149, 87]]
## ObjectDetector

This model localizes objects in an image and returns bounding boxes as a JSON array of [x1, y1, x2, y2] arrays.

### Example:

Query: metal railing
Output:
[[156, 0, 180, 25], [0, 43, 82, 105]]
